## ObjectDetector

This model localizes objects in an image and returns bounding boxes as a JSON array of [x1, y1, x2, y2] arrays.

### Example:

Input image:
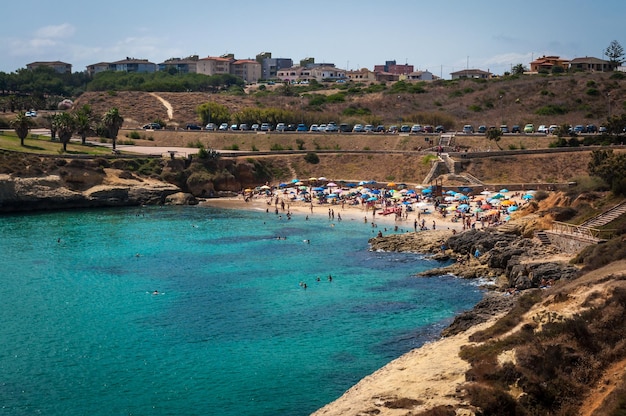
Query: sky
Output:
[[2, 0, 624, 79]]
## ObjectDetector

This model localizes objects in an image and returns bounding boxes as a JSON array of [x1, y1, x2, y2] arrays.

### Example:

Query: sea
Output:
[[0, 205, 482, 416]]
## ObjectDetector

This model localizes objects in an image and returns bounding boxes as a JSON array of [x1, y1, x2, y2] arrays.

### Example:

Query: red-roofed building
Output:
[[529, 55, 569, 72]]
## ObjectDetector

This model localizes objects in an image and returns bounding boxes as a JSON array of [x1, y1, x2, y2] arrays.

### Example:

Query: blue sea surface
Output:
[[0, 205, 482, 415]]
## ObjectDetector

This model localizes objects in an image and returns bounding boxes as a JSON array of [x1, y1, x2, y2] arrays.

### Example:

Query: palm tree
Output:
[[54, 112, 76, 152], [74, 105, 93, 145], [102, 107, 124, 150], [9, 111, 32, 146]]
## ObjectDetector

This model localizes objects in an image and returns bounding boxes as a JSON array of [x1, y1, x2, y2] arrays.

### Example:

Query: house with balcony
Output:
[[569, 56, 618, 72], [111, 58, 157, 73], [374, 60, 414, 75], [529, 55, 569, 72], [403, 70, 434, 81], [450, 68, 492, 79], [346, 68, 377, 83], [231, 59, 262, 83], [257, 52, 293, 80], [197, 56, 233, 77], [26, 61, 72, 74], [158, 57, 199, 74]]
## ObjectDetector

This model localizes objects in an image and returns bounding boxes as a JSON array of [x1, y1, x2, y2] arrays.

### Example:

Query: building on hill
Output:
[[450, 68, 492, 79], [231, 59, 262, 83], [569, 56, 619, 72], [196, 55, 261, 83], [529, 55, 569, 72], [256, 52, 293, 80], [374, 60, 414, 75], [158, 57, 199, 74], [277, 65, 346, 83], [26, 61, 72, 74], [346, 68, 377, 83], [86, 58, 156, 75], [403, 70, 434, 81]]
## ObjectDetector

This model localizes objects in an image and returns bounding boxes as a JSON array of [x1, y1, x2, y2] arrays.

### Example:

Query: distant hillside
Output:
[[72, 72, 626, 130]]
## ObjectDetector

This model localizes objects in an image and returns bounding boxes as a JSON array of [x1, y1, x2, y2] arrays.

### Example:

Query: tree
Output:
[[588, 149, 626, 195], [604, 40, 625, 64], [74, 104, 93, 145], [196, 101, 230, 126], [101, 108, 124, 150], [54, 112, 76, 152], [511, 64, 527, 75], [485, 127, 503, 150], [9, 111, 32, 146]]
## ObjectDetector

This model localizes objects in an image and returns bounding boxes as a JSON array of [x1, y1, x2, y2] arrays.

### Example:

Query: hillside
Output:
[[71, 71, 625, 130]]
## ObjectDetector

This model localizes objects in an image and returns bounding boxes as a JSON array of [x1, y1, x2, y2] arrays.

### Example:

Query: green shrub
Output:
[[468, 104, 482, 112], [127, 131, 141, 140], [187, 139, 204, 148], [270, 143, 284, 151], [536, 104, 568, 116], [303, 152, 319, 164]]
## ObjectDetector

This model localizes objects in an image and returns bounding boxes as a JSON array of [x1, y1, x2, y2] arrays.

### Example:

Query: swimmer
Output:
[[135, 253, 141, 257], [152, 290, 159, 295]]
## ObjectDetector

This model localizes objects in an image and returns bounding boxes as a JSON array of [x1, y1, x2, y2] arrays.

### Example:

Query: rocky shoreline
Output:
[[368, 226, 580, 337]]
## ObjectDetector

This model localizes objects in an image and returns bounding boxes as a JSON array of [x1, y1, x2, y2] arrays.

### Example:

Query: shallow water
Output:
[[0, 205, 481, 415]]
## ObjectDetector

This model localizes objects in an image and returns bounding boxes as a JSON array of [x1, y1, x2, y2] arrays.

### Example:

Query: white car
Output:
[[352, 124, 364, 132], [309, 124, 319, 132], [411, 124, 423, 133], [548, 125, 559, 134], [25, 111, 37, 117], [537, 125, 549, 134]]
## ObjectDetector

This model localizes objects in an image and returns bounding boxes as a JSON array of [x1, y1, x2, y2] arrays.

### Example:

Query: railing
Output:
[[552, 221, 616, 240]]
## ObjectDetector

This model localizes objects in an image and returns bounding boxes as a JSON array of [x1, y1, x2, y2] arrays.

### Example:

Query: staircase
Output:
[[438, 134, 455, 148], [535, 231, 552, 245], [581, 201, 626, 228]]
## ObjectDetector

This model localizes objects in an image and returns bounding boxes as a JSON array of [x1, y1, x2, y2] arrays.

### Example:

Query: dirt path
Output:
[[148, 93, 174, 120]]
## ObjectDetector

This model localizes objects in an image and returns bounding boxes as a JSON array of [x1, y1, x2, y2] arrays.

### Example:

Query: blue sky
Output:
[[2, 0, 623, 78]]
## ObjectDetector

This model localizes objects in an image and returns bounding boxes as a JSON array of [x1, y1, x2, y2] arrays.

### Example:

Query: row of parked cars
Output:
[[463, 123, 605, 135], [189, 122, 448, 134]]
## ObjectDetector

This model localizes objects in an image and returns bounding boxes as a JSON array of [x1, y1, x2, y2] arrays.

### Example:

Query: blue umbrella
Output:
[[312, 187, 325, 192], [499, 188, 509, 193], [446, 190, 456, 195], [371, 189, 381, 194], [458, 204, 470, 211], [507, 205, 519, 212], [457, 195, 470, 200], [522, 194, 534, 200], [462, 187, 473, 193], [279, 183, 288, 188], [367, 196, 378, 201], [292, 179, 300, 183], [406, 189, 416, 194], [422, 189, 432, 194]]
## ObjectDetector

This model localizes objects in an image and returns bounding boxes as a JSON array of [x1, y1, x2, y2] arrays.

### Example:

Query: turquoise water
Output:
[[0, 205, 481, 415]]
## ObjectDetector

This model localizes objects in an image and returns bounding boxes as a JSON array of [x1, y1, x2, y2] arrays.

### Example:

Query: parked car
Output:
[[205, 123, 216, 131], [477, 125, 487, 134], [25, 110, 37, 117], [364, 124, 374, 133], [186, 124, 201, 130], [250, 123, 259, 131], [325, 122, 338, 132], [586, 124, 597, 133], [500, 125, 509, 133], [218, 123, 229, 131], [230, 124, 239, 131], [435, 125, 446, 133], [423, 125, 434, 133], [142, 123, 162, 130], [537, 125, 548, 134], [524, 124, 534, 133], [352, 124, 364, 133], [548, 125, 559, 134], [463, 125, 475, 134], [339, 123, 351, 133], [599, 126, 607, 133], [411, 124, 423, 133], [239, 123, 249, 131], [318, 124, 327, 132], [388, 125, 398, 133], [260, 123, 271, 131], [296, 123, 308, 132], [400, 125, 411, 133], [511, 125, 521, 133], [375, 125, 386, 132], [285, 124, 297, 131], [275, 123, 286, 132], [573, 125, 586, 134], [309, 124, 319, 132]]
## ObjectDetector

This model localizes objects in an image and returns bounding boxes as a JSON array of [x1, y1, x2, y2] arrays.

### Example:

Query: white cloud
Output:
[[35, 23, 75, 39]]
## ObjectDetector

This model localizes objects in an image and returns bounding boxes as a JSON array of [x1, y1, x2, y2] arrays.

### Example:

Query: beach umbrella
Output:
[[457, 195, 470, 200], [367, 196, 378, 202], [327, 182, 338, 188], [462, 187, 473, 193], [422, 188, 432, 194], [475, 207, 484, 212], [291, 179, 300, 183], [500, 200, 514, 206], [415, 185, 424, 189], [392, 193, 403, 199], [458, 204, 470, 211], [294, 181, 304, 186], [244, 188, 253, 192], [259, 185, 271, 190], [279, 183, 288, 188], [499, 188, 509, 193], [327, 194, 338, 198], [312, 187, 325, 192], [318, 177, 328, 181], [387, 182, 397, 188], [522, 194, 534, 200], [480, 190, 492, 195], [491, 193, 505, 199], [416, 202, 428, 208], [446, 190, 456, 195], [444, 196, 455, 202], [406, 189, 416, 195], [371, 189, 381, 194], [507, 205, 519, 212], [481, 204, 492, 210]]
